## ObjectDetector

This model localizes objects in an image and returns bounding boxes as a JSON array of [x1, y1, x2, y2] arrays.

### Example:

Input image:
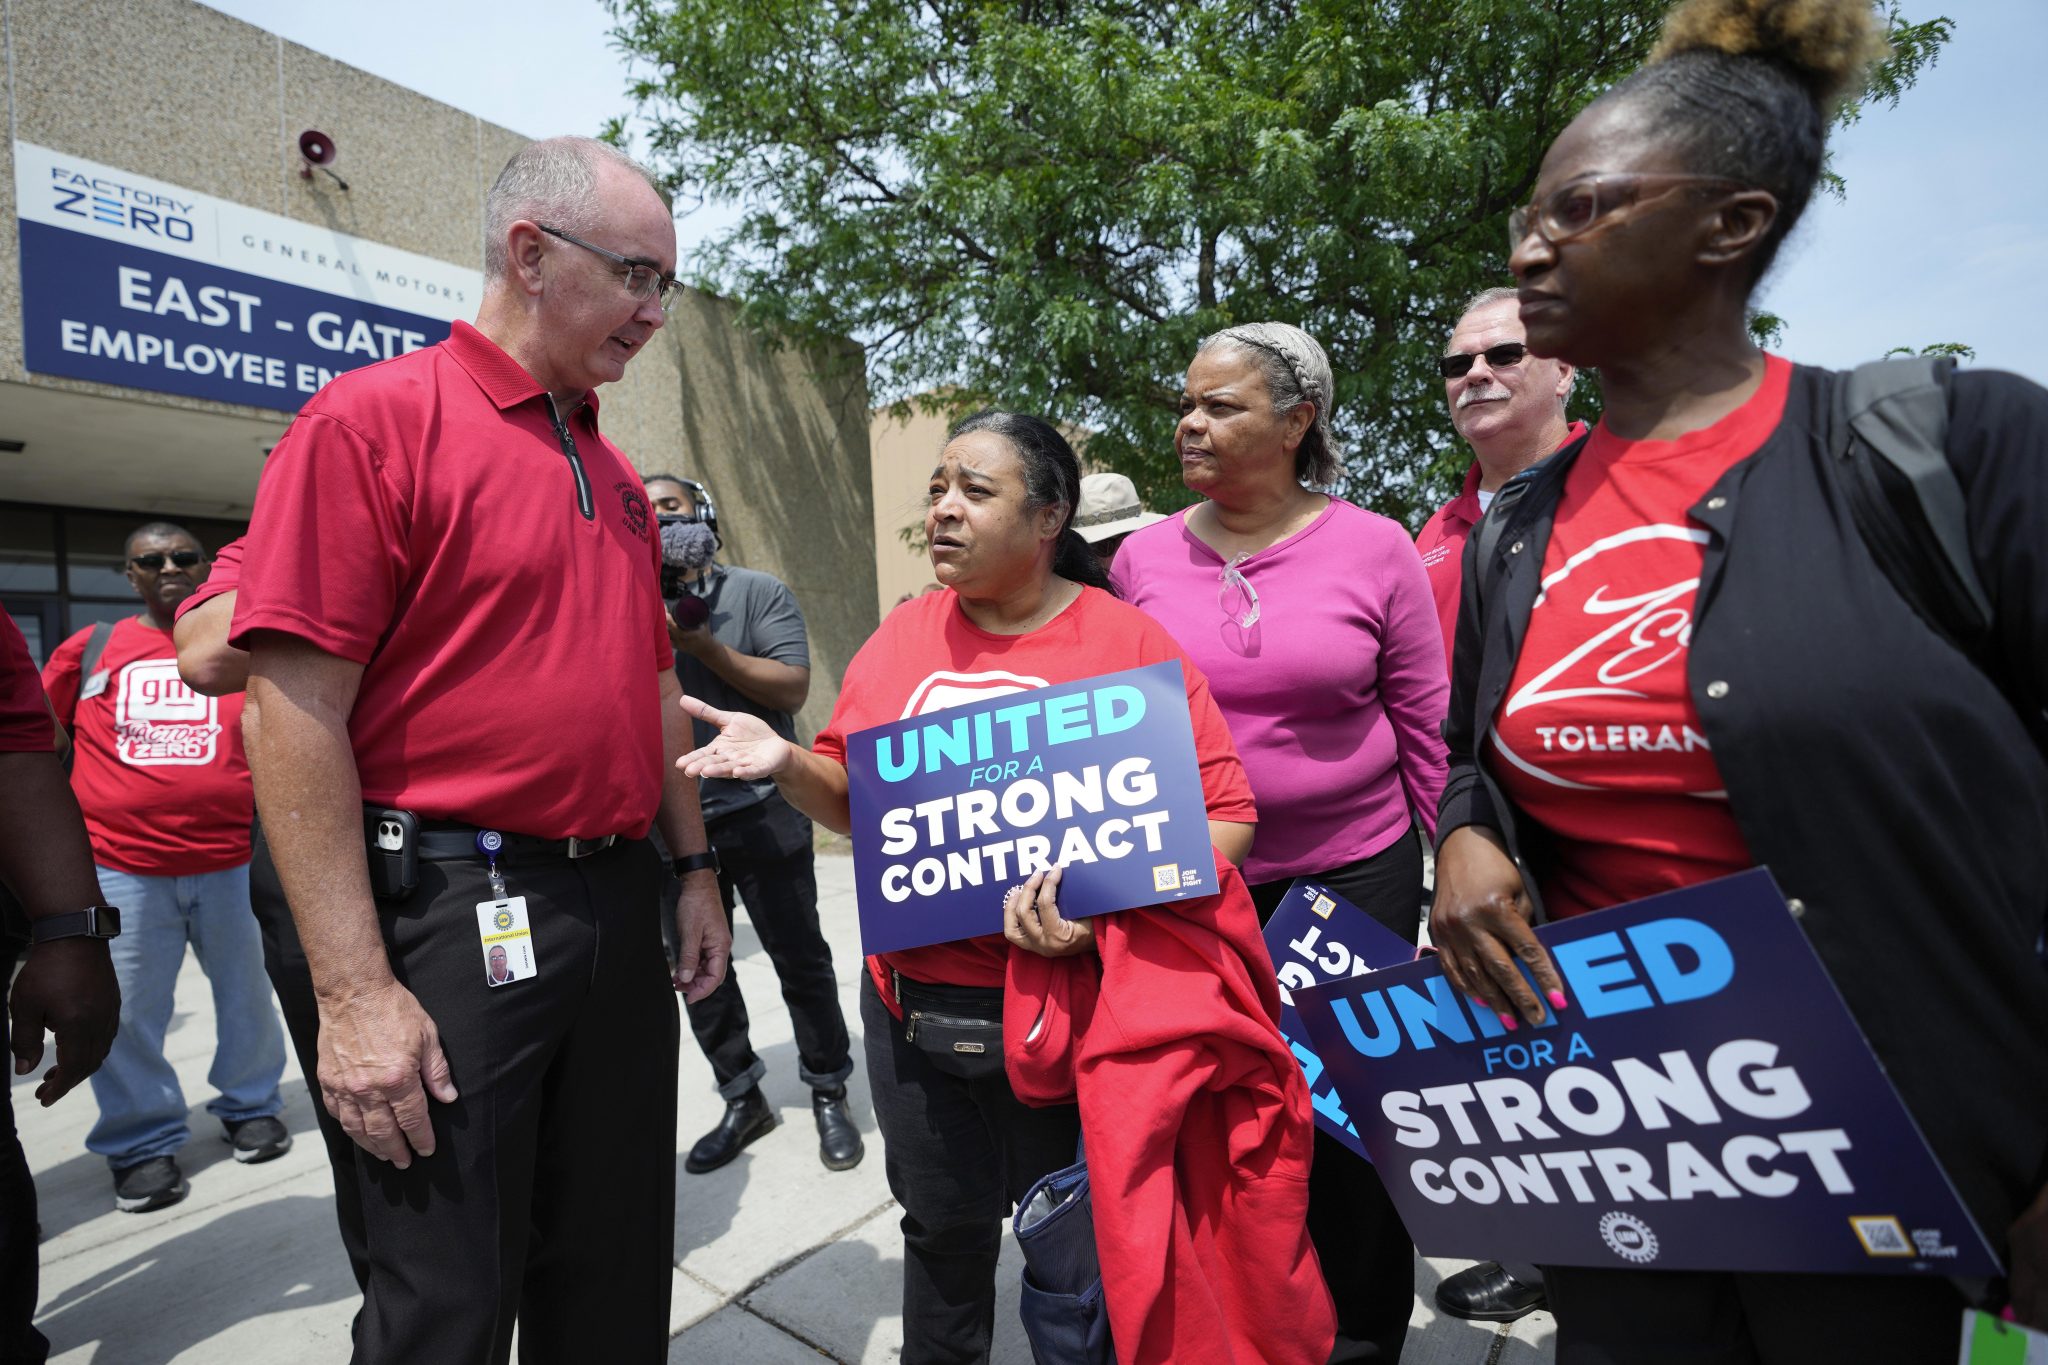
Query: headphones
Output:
[[656, 476, 721, 549]]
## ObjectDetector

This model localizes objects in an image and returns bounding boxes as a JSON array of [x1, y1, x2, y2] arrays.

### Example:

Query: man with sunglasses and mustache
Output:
[[1415, 290, 1584, 1323], [40, 522, 289, 1215], [1416, 287, 1586, 668]]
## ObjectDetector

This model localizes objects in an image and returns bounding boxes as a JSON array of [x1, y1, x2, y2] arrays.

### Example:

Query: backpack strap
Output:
[[79, 620, 115, 682], [1832, 356, 1991, 656]]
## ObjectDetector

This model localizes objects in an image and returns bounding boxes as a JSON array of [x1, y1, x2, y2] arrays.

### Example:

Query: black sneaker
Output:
[[223, 1115, 293, 1164], [112, 1156, 189, 1213]]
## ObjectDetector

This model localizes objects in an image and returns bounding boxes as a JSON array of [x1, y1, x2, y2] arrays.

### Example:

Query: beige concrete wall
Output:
[[869, 403, 949, 617], [660, 290, 875, 742], [0, 0, 876, 727]]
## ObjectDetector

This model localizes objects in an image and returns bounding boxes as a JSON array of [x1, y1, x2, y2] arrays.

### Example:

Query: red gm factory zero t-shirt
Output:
[[1491, 358, 1791, 919], [815, 586, 1256, 996], [43, 618, 252, 875], [230, 321, 675, 840]]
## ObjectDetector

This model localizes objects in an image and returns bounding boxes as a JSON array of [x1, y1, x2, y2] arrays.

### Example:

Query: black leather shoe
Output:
[[684, 1087, 777, 1174], [1435, 1261, 1547, 1322], [813, 1085, 865, 1172]]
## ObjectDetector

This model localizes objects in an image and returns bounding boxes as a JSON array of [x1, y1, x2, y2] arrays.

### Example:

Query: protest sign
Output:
[[1292, 869, 1999, 1276], [847, 661, 1215, 956], [1263, 880, 1419, 1160]]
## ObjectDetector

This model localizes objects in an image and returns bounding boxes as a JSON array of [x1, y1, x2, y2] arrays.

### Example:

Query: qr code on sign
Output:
[[1849, 1216, 1913, 1256]]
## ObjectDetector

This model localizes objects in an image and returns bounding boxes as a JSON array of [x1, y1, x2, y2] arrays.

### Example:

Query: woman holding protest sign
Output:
[[678, 409, 1336, 1364], [1429, 0, 2048, 1357], [1115, 321, 1448, 1362]]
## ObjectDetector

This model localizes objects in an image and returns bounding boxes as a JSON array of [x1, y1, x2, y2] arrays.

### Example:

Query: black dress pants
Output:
[[1544, 1264, 1964, 1364], [263, 832, 678, 1365], [1249, 826, 1425, 1365], [249, 822, 371, 1297], [0, 934, 50, 1365], [678, 796, 851, 1097], [861, 973, 1080, 1365]]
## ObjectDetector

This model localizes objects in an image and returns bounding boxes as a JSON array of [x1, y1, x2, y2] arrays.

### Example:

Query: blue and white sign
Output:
[[1292, 870, 2000, 1277], [1264, 880, 1419, 1161], [847, 662, 1216, 956], [13, 141, 478, 412]]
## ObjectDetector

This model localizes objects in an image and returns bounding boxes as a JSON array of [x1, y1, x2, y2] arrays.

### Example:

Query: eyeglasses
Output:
[[130, 551, 202, 571], [1218, 553, 1261, 629], [1508, 173, 1752, 251], [1438, 342, 1529, 381], [537, 225, 680, 311]]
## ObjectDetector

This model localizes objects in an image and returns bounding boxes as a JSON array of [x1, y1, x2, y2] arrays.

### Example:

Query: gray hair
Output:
[[1195, 322, 1340, 485], [483, 137, 666, 281], [1455, 286, 1521, 329]]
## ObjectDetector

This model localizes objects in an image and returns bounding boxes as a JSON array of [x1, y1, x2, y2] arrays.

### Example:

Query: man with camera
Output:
[[646, 474, 861, 1175], [231, 138, 729, 1363]]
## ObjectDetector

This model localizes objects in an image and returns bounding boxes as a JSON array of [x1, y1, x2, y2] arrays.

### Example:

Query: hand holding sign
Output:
[[1431, 825, 1567, 1029], [1003, 867, 1096, 959], [677, 693, 794, 782]]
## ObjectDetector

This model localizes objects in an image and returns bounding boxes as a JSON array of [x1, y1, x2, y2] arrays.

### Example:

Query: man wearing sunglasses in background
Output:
[[1415, 287, 1586, 667], [40, 523, 289, 1216], [1414, 289, 1583, 1323]]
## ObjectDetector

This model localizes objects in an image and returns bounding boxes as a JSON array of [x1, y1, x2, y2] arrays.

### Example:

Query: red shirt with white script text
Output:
[[1491, 357, 1791, 918], [43, 618, 251, 875]]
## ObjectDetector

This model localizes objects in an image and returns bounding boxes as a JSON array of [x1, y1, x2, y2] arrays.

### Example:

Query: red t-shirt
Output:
[[43, 618, 252, 875], [1417, 422, 1588, 665], [1491, 359, 1790, 918], [0, 615, 54, 753], [815, 586, 1258, 990], [175, 535, 244, 622], [230, 321, 674, 840]]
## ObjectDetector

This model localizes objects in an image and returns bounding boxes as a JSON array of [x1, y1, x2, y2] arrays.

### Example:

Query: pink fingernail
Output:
[[1499, 1013, 1518, 1032], [2002, 1306, 2018, 1322], [1547, 990, 1569, 1012]]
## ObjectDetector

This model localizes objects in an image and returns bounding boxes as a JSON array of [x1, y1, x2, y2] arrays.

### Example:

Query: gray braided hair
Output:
[[1195, 322, 1341, 485]]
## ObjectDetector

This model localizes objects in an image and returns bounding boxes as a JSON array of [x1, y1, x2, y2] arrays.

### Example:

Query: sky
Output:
[[202, 0, 2046, 383]]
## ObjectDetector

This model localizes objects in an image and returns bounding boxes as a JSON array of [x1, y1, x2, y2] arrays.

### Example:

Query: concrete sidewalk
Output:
[[18, 852, 1556, 1363]]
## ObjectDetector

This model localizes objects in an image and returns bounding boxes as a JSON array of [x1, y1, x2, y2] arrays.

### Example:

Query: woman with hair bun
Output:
[[1117, 323, 1449, 1361], [681, 409, 1336, 1363], [1430, 0, 2048, 1357]]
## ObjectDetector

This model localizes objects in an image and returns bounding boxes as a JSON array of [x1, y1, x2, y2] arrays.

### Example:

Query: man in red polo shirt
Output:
[[1416, 287, 1583, 667], [231, 136, 729, 1364], [1417, 287, 1580, 1324]]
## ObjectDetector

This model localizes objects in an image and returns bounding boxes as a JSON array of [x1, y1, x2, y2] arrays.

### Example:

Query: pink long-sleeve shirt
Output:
[[1114, 497, 1449, 885]]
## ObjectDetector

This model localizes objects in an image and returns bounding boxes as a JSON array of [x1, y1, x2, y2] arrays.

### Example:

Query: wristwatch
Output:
[[672, 850, 721, 878], [30, 905, 121, 943]]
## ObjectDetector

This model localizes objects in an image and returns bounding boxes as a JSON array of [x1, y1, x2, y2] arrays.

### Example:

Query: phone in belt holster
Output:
[[364, 808, 419, 900]]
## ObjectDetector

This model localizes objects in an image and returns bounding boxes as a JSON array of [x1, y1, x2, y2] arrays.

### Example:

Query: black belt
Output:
[[414, 821, 626, 862]]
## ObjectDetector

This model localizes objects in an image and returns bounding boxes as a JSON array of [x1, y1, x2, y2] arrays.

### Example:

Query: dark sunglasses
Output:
[[1437, 342, 1529, 381], [130, 550, 202, 571]]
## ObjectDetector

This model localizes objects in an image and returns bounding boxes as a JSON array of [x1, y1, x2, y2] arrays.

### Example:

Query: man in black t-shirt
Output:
[[646, 475, 862, 1174]]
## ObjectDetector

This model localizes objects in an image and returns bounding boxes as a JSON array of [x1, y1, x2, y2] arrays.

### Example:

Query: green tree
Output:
[[609, 0, 1951, 528]]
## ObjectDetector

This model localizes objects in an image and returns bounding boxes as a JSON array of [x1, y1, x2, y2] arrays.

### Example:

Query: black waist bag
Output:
[[895, 974, 1005, 1082]]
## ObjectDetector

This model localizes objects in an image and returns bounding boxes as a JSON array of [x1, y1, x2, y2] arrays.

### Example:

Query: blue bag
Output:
[[1013, 1136, 1113, 1364]]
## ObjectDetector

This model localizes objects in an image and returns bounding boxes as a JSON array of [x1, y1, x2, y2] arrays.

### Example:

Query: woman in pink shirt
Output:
[[1115, 321, 1448, 1363]]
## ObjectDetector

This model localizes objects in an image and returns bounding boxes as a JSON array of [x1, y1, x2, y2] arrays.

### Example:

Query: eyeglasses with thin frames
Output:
[[537, 225, 680, 312], [1438, 342, 1530, 381], [130, 551, 202, 571], [1218, 553, 1261, 629], [1508, 173, 1753, 252]]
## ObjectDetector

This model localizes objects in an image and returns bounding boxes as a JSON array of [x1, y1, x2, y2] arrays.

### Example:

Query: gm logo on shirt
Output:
[[48, 164, 196, 242]]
